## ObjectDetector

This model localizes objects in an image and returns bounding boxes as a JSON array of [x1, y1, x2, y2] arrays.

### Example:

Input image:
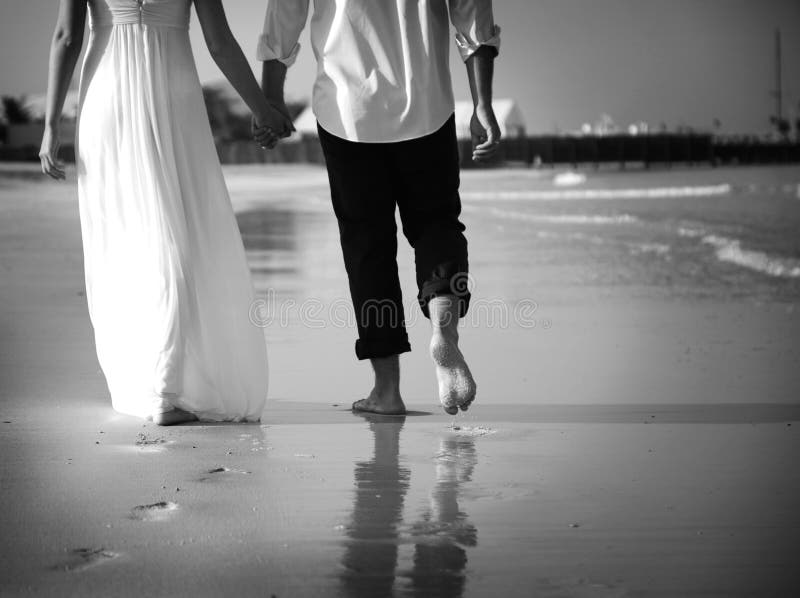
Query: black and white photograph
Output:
[[1, 1, 799, 596]]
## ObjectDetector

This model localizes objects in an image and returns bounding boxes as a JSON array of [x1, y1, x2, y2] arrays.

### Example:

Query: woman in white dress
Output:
[[40, 0, 288, 424]]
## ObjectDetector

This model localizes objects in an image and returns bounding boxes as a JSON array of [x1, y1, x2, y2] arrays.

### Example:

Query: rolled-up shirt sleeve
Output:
[[448, 0, 501, 61], [256, 0, 310, 66]]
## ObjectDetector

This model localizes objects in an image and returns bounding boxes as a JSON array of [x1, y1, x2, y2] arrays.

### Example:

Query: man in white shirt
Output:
[[255, 0, 501, 416]]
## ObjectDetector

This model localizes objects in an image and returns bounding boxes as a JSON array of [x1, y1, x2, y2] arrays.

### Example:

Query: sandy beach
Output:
[[2, 164, 799, 597]]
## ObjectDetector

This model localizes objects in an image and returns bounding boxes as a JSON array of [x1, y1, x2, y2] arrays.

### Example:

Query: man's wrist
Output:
[[261, 88, 285, 104], [261, 59, 288, 106]]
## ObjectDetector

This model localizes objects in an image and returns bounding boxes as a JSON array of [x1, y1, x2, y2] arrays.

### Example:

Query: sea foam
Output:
[[678, 226, 800, 278], [702, 235, 800, 279], [479, 206, 638, 225], [461, 183, 731, 201]]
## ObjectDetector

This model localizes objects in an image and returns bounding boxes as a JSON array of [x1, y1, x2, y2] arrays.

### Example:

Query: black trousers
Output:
[[318, 115, 470, 360]]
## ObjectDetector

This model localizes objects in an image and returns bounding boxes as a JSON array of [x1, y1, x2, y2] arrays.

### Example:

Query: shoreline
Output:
[[4, 397, 800, 426]]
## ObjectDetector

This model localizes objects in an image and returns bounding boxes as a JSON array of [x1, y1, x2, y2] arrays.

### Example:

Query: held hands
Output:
[[252, 99, 295, 150], [470, 103, 501, 163], [40, 125, 66, 180]]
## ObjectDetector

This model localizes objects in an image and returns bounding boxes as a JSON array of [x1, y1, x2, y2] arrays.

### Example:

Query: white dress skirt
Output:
[[76, 0, 268, 421]]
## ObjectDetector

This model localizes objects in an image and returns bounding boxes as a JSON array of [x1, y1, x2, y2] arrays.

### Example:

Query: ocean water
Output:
[[234, 164, 800, 305], [458, 166, 800, 304]]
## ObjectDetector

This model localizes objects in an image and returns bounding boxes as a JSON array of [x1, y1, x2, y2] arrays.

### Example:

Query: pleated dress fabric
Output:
[[76, 0, 268, 421]]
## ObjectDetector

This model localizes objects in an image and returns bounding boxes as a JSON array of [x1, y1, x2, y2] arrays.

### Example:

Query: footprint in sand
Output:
[[207, 466, 251, 474], [197, 466, 252, 482], [135, 432, 167, 446], [54, 547, 120, 572], [130, 432, 177, 453], [130, 501, 178, 521]]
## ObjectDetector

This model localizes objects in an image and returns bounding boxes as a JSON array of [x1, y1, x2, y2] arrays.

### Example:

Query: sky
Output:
[[1, 0, 799, 134]]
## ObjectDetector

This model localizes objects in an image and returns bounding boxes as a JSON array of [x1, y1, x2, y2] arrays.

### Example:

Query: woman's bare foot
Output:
[[430, 332, 476, 415], [351, 355, 407, 415], [152, 408, 198, 426]]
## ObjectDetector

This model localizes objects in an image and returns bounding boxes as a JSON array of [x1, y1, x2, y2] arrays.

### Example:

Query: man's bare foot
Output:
[[430, 333, 476, 415], [352, 389, 407, 416], [428, 295, 476, 414], [352, 354, 407, 415], [153, 408, 198, 426]]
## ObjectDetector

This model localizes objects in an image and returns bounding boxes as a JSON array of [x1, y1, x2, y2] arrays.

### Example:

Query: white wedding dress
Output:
[[76, 0, 268, 420]]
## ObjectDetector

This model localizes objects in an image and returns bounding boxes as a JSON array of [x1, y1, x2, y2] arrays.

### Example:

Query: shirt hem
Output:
[[315, 110, 456, 144]]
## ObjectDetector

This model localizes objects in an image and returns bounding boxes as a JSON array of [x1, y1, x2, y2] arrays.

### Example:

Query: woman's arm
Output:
[[40, 0, 86, 180], [194, 0, 292, 141]]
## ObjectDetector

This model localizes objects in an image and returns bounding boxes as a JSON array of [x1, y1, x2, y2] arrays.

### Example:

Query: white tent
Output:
[[291, 98, 526, 140], [292, 105, 319, 138]]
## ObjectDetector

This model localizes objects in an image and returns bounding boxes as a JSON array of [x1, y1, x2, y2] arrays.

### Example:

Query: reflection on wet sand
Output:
[[408, 437, 477, 598], [340, 416, 478, 598], [237, 208, 298, 254], [340, 416, 410, 597], [237, 204, 348, 306]]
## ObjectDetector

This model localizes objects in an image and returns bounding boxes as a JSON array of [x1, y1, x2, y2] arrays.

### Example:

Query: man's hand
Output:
[[252, 100, 295, 150], [39, 125, 65, 180], [470, 103, 501, 163]]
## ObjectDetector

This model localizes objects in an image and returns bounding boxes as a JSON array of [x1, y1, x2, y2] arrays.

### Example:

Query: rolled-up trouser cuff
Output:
[[355, 336, 412, 361], [418, 279, 471, 320]]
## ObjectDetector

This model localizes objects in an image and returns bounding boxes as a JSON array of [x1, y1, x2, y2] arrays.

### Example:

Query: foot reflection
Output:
[[408, 437, 477, 598], [340, 415, 409, 597], [339, 418, 477, 598]]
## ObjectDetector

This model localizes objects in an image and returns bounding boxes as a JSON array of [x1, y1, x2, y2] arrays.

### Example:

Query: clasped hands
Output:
[[252, 99, 295, 150]]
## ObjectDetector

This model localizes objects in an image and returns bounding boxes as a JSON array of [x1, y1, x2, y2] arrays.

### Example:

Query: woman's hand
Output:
[[39, 125, 66, 180]]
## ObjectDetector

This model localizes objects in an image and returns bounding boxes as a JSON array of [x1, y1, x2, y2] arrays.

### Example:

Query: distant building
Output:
[[627, 121, 650, 135], [592, 113, 618, 136], [290, 98, 527, 140]]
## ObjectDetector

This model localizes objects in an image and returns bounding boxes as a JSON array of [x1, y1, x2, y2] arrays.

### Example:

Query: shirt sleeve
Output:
[[256, 0, 310, 66], [447, 0, 501, 62]]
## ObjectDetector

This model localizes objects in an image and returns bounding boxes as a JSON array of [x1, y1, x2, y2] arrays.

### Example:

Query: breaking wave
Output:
[[678, 226, 800, 278]]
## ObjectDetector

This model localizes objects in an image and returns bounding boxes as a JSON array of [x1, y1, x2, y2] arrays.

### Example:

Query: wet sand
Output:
[[2, 164, 800, 596], [2, 401, 799, 597]]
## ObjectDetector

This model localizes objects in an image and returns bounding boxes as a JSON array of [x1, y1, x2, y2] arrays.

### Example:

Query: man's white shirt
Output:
[[257, 0, 500, 143]]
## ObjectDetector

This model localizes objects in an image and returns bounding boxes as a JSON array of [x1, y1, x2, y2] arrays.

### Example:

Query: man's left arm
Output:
[[448, 0, 501, 162]]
